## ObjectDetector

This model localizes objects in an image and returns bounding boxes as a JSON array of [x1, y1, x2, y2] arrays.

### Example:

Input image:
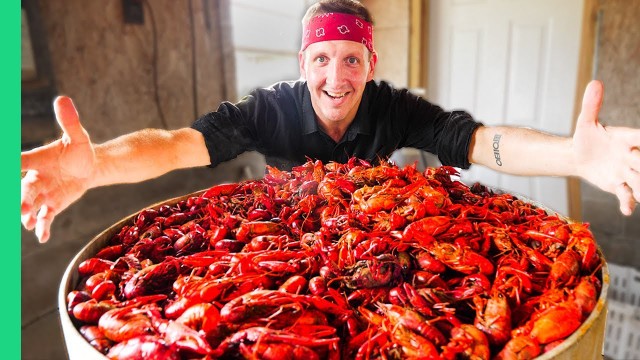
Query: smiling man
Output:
[[20, 0, 640, 243]]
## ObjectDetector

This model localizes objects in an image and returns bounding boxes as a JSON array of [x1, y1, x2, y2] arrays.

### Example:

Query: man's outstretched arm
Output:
[[469, 80, 640, 215], [21, 96, 211, 243]]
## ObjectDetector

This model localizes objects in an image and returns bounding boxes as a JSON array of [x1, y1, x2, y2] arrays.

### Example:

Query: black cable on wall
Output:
[[143, 0, 169, 130]]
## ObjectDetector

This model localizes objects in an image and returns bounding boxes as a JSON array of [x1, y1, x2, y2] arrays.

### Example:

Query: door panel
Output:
[[428, 0, 584, 215]]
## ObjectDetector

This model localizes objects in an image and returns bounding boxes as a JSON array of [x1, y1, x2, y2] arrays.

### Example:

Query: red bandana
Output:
[[301, 12, 374, 53]]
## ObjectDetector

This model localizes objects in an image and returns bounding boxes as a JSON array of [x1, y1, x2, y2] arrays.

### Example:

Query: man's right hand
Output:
[[21, 96, 96, 243]]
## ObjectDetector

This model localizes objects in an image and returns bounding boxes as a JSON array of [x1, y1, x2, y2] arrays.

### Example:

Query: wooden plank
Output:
[[568, 0, 598, 221]]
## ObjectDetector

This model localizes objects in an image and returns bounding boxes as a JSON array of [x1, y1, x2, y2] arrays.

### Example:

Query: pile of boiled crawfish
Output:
[[67, 158, 603, 360]]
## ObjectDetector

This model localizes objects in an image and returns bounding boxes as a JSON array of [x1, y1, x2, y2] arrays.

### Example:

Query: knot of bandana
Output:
[[301, 12, 374, 53]]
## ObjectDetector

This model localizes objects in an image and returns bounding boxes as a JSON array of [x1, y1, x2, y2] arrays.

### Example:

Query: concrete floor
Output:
[[21, 152, 265, 360]]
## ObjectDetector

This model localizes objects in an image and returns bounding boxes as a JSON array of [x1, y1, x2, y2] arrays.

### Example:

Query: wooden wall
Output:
[[580, 0, 640, 267], [27, 0, 235, 143]]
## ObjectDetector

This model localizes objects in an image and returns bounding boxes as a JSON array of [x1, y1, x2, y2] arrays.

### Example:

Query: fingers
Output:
[[615, 183, 636, 216], [576, 80, 604, 129], [54, 96, 89, 144], [21, 171, 57, 242], [21, 141, 60, 171], [606, 127, 640, 147], [21, 171, 42, 214], [35, 205, 56, 243], [629, 147, 640, 173], [624, 166, 640, 203]]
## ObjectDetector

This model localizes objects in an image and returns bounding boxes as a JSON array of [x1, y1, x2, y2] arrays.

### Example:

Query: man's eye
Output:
[[316, 56, 327, 63], [347, 57, 359, 64]]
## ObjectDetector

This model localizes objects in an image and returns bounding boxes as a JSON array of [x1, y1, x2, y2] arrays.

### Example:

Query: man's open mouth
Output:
[[324, 91, 349, 99]]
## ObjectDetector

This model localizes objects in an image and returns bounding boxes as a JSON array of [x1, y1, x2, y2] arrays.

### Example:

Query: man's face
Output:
[[299, 40, 377, 129]]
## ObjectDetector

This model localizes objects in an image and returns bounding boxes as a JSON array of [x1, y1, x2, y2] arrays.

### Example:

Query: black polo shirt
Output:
[[191, 80, 481, 170]]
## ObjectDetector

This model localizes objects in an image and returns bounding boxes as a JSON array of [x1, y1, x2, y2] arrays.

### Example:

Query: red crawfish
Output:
[[72, 294, 167, 325], [448, 273, 491, 300], [235, 221, 285, 243], [352, 179, 426, 214], [567, 223, 601, 273], [357, 305, 441, 359], [494, 335, 541, 360], [94, 244, 125, 261], [335, 254, 404, 289], [574, 275, 600, 316], [347, 161, 402, 184], [427, 242, 495, 275], [547, 248, 581, 289], [214, 326, 339, 360], [106, 335, 179, 360], [147, 306, 213, 355], [220, 289, 351, 324], [512, 300, 583, 345], [67, 290, 92, 315], [402, 215, 452, 244], [441, 324, 491, 360], [317, 172, 356, 206], [415, 250, 447, 273], [79, 325, 112, 354], [202, 183, 239, 199], [473, 289, 511, 345], [78, 258, 115, 277], [123, 258, 183, 299], [98, 305, 157, 343], [376, 303, 447, 346]]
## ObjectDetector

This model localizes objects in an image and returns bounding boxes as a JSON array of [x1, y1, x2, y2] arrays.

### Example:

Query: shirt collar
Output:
[[301, 81, 373, 138]]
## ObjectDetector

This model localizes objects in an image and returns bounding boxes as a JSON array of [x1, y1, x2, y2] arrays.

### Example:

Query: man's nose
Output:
[[326, 61, 346, 86]]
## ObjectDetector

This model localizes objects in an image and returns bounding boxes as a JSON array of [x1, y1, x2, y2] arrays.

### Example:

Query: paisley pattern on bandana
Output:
[[301, 12, 374, 52]]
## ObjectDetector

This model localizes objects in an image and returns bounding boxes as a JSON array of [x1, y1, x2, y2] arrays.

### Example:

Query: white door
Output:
[[428, 0, 584, 216]]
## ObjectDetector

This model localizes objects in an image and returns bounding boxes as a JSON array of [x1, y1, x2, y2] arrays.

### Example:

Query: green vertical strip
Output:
[[7, 0, 20, 359]]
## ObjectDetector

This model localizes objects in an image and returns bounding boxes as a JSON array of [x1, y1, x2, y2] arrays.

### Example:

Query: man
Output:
[[21, 0, 640, 243]]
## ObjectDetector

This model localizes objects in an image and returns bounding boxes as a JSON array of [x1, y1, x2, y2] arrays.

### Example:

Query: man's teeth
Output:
[[326, 91, 347, 98]]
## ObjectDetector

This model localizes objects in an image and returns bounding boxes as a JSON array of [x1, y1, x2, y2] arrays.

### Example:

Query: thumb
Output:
[[53, 96, 89, 143], [576, 80, 604, 129]]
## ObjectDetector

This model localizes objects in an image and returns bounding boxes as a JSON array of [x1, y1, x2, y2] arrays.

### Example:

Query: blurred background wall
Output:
[[21, 0, 639, 358]]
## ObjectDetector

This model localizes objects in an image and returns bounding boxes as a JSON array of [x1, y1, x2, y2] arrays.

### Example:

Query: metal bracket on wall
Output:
[[123, 0, 144, 24]]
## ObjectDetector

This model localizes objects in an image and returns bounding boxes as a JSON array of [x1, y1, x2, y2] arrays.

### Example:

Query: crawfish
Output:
[[402, 215, 452, 243], [494, 335, 541, 360], [78, 257, 115, 277], [175, 303, 220, 335], [573, 275, 600, 316], [148, 306, 213, 355], [239, 342, 322, 360], [173, 229, 208, 256], [358, 305, 441, 359], [219, 289, 305, 323], [377, 303, 447, 346], [567, 224, 600, 273], [448, 273, 491, 300], [348, 162, 402, 185], [427, 242, 495, 275], [414, 250, 447, 273], [317, 173, 355, 205], [354, 179, 426, 214], [123, 258, 183, 299], [473, 289, 511, 345], [513, 301, 582, 345], [235, 221, 285, 243], [442, 324, 490, 360], [79, 325, 112, 354], [106, 335, 179, 360], [98, 305, 157, 342], [129, 236, 174, 263], [337, 254, 403, 289], [218, 327, 338, 359], [547, 248, 581, 289]]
